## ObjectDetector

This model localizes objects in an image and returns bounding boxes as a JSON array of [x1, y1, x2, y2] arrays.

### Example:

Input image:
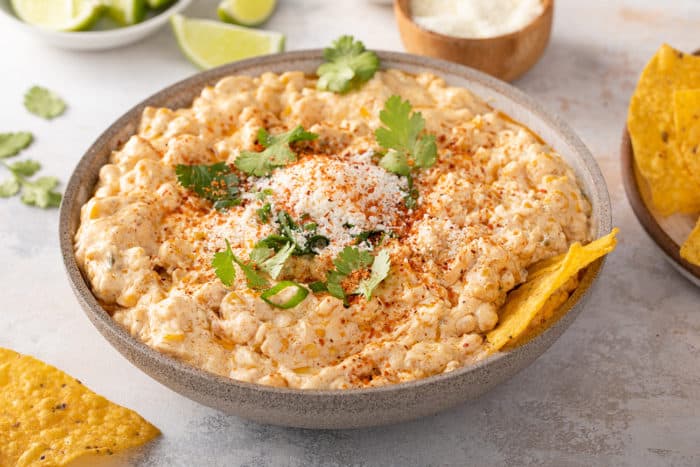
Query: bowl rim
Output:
[[620, 126, 700, 281], [0, 0, 191, 38], [59, 49, 612, 398], [393, 0, 554, 43]]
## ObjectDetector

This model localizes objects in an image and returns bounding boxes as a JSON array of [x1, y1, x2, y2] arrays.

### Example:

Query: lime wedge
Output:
[[171, 14, 285, 70], [11, 0, 103, 31], [104, 0, 145, 25], [147, 0, 174, 8], [217, 0, 277, 26]]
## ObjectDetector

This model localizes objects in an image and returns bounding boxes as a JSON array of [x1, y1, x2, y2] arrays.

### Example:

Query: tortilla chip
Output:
[[0, 348, 160, 466], [673, 89, 700, 182], [628, 44, 700, 215], [486, 229, 618, 351], [680, 218, 700, 266]]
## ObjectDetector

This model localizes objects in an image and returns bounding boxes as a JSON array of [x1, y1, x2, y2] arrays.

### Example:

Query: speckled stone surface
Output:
[[1, 0, 699, 465]]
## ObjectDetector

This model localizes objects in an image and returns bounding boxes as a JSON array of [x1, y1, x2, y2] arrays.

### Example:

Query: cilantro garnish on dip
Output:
[[316, 35, 380, 94]]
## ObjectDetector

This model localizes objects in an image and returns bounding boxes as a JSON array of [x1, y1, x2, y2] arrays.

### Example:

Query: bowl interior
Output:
[[59, 50, 612, 426], [620, 128, 700, 285]]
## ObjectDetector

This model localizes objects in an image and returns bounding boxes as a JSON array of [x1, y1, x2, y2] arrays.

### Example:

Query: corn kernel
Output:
[[164, 333, 185, 342]]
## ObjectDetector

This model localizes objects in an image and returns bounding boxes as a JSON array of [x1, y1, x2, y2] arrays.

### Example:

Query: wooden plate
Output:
[[620, 127, 700, 286]]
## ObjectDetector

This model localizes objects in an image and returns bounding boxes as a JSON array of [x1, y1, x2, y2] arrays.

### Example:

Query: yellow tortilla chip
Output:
[[628, 44, 700, 215], [680, 217, 700, 266], [487, 229, 619, 351], [0, 348, 160, 466], [673, 89, 700, 182]]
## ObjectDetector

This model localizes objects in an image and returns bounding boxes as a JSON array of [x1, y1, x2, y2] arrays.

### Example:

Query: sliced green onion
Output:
[[261, 281, 309, 309]]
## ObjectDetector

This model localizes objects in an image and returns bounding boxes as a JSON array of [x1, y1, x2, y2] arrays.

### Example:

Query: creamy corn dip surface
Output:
[[75, 70, 591, 389]]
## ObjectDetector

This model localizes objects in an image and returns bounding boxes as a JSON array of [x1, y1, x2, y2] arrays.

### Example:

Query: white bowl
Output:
[[0, 0, 191, 51]]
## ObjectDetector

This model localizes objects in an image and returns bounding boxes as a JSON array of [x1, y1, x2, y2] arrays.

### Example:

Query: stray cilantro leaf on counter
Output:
[[0, 178, 20, 198], [316, 35, 380, 94], [312, 246, 390, 305], [0, 132, 33, 159], [8, 160, 41, 177], [235, 126, 318, 177], [175, 162, 241, 210], [20, 176, 62, 208], [356, 250, 391, 300], [24, 86, 66, 119], [0, 156, 62, 208]]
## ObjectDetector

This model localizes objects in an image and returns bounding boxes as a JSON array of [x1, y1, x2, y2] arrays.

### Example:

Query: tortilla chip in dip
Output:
[[680, 218, 700, 266], [0, 347, 160, 466], [627, 44, 700, 215], [487, 229, 619, 351]]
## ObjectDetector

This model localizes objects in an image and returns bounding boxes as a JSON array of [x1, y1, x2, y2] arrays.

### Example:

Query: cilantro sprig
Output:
[[376, 95, 437, 176], [235, 126, 318, 177], [24, 86, 66, 119], [374, 95, 437, 208], [0, 132, 33, 158], [212, 240, 310, 309], [310, 247, 391, 304], [317, 36, 380, 94], [175, 162, 241, 210], [0, 132, 61, 208], [212, 239, 270, 289]]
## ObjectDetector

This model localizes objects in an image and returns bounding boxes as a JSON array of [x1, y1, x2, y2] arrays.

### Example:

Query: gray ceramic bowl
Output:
[[60, 50, 612, 429]]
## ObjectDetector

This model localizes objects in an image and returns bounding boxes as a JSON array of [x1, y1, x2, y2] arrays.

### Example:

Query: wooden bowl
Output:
[[621, 127, 700, 286], [393, 0, 553, 82]]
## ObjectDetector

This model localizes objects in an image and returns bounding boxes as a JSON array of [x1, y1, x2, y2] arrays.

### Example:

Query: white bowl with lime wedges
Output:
[[0, 0, 192, 50]]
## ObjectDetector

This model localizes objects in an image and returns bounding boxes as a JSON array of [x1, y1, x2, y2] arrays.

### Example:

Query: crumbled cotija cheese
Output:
[[255, 151, 407, 255], [411, 0, 544, 38]]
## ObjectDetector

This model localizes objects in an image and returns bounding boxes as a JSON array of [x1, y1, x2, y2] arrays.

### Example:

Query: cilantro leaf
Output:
[[24, 86, 66, 119], [313, 246, 375, 305], [317, 36, 380, 94], [378, 149, 410, 176], [249, 245, 274, 265], [175, 162, 240, 210], [20, 176, 61, 208], [259, 242, 295, 279], [235, 126, 318, 177], [212, 240, 237, 287], [212, 240, 270, 289], [0, 132, 33, 159], [0, 178, 20, 198], [326, 271, 348, 303], [257, 202, 272, 223], [333, 246, 373, 276], [355, 250, 391, 300], [375, 95, 437, 173], [233, 256, 270, 289], [9, 160, 41, 177]]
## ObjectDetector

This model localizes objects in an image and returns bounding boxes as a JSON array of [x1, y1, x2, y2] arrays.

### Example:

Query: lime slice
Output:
[[147, 0, 174, 8], [217, 0, 277, 26], [11, 0, 103, 31], [171, 14, 285, 70], [104, 0, 145, 25]]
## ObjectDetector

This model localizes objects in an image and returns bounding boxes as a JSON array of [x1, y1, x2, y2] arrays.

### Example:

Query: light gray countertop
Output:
[[1, 0, 699, 465]]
